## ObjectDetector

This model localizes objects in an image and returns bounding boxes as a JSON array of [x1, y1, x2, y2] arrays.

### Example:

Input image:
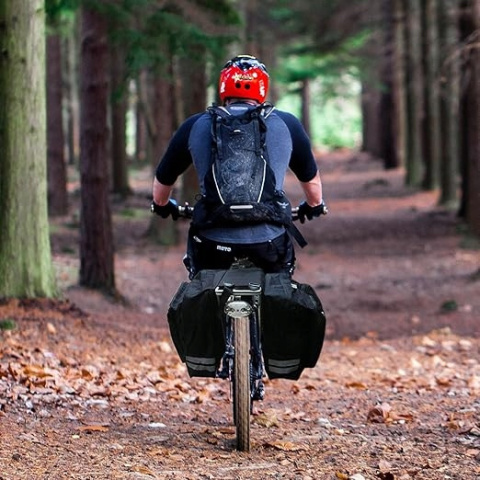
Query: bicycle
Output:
[[171, 203, 326, 452]]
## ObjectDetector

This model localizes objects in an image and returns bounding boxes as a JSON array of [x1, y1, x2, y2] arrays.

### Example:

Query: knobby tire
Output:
[[233, 315, 251, 452]]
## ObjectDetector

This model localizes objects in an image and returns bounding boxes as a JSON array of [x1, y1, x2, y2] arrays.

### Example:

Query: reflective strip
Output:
[[229, 205, 254, 210], [185, 356, 217, 372], [267, 358, 300, 374]]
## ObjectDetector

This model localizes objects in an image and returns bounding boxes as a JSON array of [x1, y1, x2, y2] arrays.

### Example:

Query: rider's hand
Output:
[[297, 201, 328, 224], [151, 199, 179, 220]]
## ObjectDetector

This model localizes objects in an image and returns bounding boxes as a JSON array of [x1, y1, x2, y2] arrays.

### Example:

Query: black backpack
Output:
[[191, 103, 294, 231]]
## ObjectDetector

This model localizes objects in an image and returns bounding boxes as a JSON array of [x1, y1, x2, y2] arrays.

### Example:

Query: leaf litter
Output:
[[1, 152, 480, 478], [1, 307, 479, 479]]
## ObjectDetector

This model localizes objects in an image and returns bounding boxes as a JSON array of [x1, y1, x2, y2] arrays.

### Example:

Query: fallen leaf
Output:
[[367, 402, 413, 424], [389, 411, 414, 423], [46, 323, 57, 334], [158, 341, 172, 353], [367, 403, 392, 423], [435, 376, 452, 387], [77, 424, 109, 432], [291, 384, 300, 394], [265, 440, 307, 451], [468, 375, 480, 390], [254, 411, 279, 428], [466, 449, 480, 458], [346, 381, 368, 390], [23, 365, 55, 378], [129, 465, 156, 476]]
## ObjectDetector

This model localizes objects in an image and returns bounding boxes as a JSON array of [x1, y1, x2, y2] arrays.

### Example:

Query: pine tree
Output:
[[0, 0, 59, 298]]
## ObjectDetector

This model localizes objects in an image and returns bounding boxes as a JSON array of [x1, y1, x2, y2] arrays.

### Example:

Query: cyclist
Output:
[[151, 54, 326, 278]]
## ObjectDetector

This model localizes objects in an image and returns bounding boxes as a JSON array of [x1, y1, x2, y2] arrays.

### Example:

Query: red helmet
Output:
[[218, 54, 269, 103]]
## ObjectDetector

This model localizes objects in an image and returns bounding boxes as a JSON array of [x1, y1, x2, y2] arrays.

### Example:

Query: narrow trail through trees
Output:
[[1, 151, 479, 479]]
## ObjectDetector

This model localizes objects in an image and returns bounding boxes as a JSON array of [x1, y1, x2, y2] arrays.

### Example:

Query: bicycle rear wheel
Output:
[[233, 315, 251, 452]]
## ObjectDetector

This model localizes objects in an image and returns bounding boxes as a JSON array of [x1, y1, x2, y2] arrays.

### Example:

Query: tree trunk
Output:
[[110, 45, 131, 197], [423, 0, 442, 189], [379, 0, 397, 169], [63, 18, 80, 166], [405, 0, 425, 186], [439, 0, 461, 206], [465, 0, 480, 236], [301, 79, 311, 139], [361, 82, 382, 157], [135, 76, 148, 163], [79, 6, 115, 293], [180, 51, 206, 204], [393, 0, 408, 169], [0, 0, 58, 298], [148, 65, 178, 245], [47, 34, 69, 216], [360, 4, 384, 161]]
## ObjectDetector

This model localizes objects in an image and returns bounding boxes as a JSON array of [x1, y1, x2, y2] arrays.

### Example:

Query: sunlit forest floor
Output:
[[1, 150, 479, 479]]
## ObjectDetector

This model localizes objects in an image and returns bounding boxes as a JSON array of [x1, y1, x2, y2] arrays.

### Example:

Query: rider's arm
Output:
[[154, 113, 202, 186], [152, 178, 174, 206], [300, 170, 323, 207]]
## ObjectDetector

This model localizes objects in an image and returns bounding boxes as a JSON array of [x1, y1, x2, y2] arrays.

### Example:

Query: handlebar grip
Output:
[[176, 204, 194, 219]]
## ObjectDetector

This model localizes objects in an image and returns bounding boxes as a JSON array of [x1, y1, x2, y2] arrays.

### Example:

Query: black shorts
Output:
[[184, 230, 296, 279]]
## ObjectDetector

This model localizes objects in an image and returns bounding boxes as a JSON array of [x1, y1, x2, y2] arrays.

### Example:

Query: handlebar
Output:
[[174, 204, 325, 222], [176, 204, 194, 219]]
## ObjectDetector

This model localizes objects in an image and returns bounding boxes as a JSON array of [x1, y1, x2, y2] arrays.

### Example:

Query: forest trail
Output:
[[1, 150, 479, 479]]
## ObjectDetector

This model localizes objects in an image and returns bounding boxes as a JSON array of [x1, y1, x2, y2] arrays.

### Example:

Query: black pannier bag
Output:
[[261, 273, 326, 380], [167, 270, 227, 377]]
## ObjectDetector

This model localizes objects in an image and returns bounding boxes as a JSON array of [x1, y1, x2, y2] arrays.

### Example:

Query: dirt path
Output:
[[1, 152, 479, 479]]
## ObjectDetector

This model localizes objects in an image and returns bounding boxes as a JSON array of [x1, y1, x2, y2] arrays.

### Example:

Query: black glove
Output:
[[297, 201, 328, 224], [150, 199, 179, 220]]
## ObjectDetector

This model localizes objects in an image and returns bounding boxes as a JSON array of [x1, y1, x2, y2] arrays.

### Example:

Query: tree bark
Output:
[[361, 81, 382, 158], [79, 5, 115, 292], [439, 0, 461, 206], [110, 45, 131, 197], [379, 0, 397, 169], [135, 75, 148, 163], [63, 23, 80, 166], [423, 0, 442, 189], [47, 34, 69, 216], [360, 1, 386, 161], [465, 0, 480, 235], [393, 0, 408, 169], [0, 0, 58, 298], [179, 52, 207, 204], [148, 63, 178, 245], [405, 0, 425, 186], [301, 79, 312, 139]]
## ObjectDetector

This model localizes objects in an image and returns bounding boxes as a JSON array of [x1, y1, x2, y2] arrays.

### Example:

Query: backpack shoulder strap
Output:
[[206, 105, 232, 164], [207, 104, 231, 120], [260, 102, 275, 119]]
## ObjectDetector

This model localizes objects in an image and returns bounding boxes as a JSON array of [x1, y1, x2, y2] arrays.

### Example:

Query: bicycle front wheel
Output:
[[233, 315, 251, 452]]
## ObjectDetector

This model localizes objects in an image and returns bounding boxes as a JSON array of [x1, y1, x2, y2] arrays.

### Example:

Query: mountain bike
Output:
[[172, 203, 325, 451]]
